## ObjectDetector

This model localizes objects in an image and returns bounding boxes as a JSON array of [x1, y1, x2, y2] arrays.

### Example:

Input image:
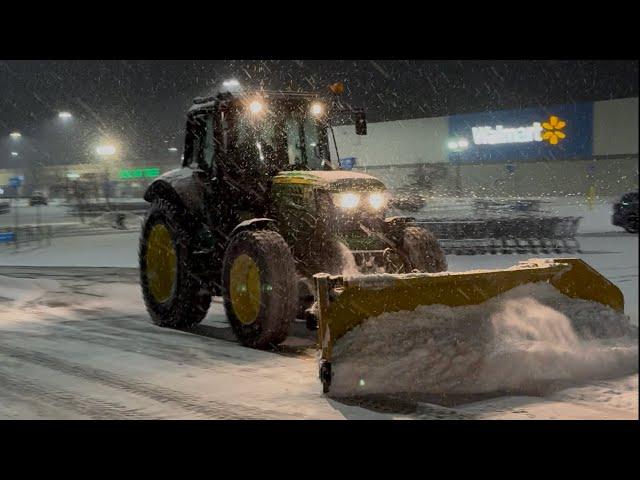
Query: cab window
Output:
[[184, 114, 215, 171]]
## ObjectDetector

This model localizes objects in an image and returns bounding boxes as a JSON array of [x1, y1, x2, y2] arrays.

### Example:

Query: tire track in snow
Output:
[[0, 370, 150, 419], [0, 327, 283, 375], [0, 343, 301, 419]]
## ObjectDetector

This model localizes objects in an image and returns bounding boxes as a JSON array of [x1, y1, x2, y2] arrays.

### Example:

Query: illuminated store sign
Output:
[[119, 168, 160, 179], [472, 122, 542, 145], [448, 104, 592, 164], [472, 116, 567, 146]]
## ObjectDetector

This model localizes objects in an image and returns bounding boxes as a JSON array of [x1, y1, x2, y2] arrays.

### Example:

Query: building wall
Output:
[[337, 97, 638, 197], [333, 116, 449, 167], [593, 97, 639, 156]]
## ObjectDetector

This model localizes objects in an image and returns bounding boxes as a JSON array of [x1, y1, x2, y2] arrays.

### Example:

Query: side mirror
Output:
[[354, 110, 367, 135]]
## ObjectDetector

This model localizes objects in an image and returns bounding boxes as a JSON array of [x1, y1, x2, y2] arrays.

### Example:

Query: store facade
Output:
[[336, 97, 638, 197]]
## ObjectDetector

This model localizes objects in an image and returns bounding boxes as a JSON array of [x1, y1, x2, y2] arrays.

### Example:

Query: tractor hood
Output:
[[273, 170, 386, 192]]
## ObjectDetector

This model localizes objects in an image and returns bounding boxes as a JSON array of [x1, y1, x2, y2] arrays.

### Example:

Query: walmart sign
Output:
[[448, 102, 593, 164]]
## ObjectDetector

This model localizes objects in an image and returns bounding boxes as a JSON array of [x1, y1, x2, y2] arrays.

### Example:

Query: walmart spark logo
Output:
[[541, 115, 567, 145]]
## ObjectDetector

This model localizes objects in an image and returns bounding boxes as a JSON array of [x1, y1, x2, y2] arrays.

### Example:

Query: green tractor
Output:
[[139, 82, 446, 349]]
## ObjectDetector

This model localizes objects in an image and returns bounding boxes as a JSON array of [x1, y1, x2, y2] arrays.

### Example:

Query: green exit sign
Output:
[[119, 167, 160, 179]]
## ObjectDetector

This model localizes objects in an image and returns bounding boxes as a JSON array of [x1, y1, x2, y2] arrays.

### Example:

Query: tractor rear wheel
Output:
[[400, 226, 447, 273], [222, 229, 298, 349], [139, 199, 211, 328]]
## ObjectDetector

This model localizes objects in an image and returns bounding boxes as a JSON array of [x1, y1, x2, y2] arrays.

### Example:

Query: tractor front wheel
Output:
[[222, 229, 298, 349]]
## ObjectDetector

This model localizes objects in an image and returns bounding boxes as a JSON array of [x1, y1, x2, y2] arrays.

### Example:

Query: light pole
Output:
[[96, 143, 117, 208], [448, 138, 469, 197]]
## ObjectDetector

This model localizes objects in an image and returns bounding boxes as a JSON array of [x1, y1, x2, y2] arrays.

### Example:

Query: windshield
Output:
[[234, 101, 329, 173]]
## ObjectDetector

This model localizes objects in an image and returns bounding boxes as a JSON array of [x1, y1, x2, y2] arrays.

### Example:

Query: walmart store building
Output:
[[335, 97, 638, 197]]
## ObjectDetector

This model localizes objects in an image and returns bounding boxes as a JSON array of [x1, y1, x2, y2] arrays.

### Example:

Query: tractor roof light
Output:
[[220, 79, 242, 94], [310, 102, 324, 117], [248, 100, 265, 115]]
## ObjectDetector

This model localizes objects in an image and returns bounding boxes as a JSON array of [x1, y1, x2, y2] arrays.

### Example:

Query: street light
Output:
[[447, 138, 469, 151], [58, 111, 73, 119], [96, 144, 117, 156], [10, 132, 22, 139], [10, 152, 18, 157], [95, 143, 118, 208]]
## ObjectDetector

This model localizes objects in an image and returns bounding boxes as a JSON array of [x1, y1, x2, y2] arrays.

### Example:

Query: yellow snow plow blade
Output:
[[314, 258, 624, 368]]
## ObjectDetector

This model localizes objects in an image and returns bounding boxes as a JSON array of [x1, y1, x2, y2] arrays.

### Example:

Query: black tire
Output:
[[624, 216, 638, 234], [139, 199, 211, 328], [222, 229, 298, 348], [400, 226, 447, 273]]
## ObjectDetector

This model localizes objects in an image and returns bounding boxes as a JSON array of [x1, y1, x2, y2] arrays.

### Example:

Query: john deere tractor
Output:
[[139, 82, 446, 348]]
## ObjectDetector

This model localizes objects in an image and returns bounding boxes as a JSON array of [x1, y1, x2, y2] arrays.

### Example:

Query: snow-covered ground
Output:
[[0, 266, 636, 419], [0, 195, 637, 420], [0, 269, 400, 420]]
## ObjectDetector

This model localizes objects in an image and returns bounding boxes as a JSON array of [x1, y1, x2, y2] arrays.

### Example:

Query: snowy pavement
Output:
[[0, 268, 395, 420], [0, 201, 637, 419], [0, 266, 635, 419]]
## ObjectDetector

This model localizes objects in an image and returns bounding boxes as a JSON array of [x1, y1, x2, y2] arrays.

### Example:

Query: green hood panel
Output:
[[273, 170, 386, 191]]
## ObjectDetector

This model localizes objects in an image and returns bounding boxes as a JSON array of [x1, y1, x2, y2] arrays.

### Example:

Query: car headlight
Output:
[[368, 192, 387, 210], [333, 192, 360, 209]]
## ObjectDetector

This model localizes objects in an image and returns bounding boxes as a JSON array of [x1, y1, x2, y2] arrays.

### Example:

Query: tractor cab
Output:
[[182, 84, 365, 180]]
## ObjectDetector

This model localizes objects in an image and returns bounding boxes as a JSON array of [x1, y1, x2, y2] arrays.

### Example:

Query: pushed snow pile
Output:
[[330, 283, 638, 397]]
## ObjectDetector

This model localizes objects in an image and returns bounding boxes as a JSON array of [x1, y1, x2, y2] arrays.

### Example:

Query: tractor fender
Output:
[[230, 218, 277, 237], [143, 168, 208, 225]]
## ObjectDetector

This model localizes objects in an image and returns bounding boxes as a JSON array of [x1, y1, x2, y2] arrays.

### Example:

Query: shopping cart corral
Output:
[[412, 215, 582, 255]]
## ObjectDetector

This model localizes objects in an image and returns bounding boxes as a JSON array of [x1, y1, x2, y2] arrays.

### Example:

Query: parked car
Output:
[[29, 191, 48, 206], [612, 190, 638, 233]]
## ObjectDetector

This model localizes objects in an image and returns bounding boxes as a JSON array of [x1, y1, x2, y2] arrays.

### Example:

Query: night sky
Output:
[[1, 60, 637, 168]]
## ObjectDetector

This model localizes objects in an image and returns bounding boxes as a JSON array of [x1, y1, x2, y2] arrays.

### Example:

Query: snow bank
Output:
[[330, 282, 638, 397]]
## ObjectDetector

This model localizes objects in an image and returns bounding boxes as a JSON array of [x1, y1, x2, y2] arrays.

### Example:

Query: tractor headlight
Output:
[[333, 192, 360, 209], [368, 192, 387, 210]]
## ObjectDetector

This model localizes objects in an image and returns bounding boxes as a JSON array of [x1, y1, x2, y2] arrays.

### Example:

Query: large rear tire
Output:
[[222, 229, 298, 348], [400, 226, 447, 273], [139, 200, 211, 328]]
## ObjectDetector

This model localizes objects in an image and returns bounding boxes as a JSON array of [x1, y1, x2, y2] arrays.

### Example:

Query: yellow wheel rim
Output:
[[230, 254, 261, 325], [146, 223, 177, 303]]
